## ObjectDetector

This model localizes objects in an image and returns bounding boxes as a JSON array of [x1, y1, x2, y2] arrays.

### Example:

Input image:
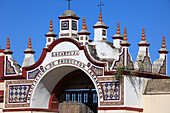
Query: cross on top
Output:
[[98, 1, 104, 12], [65, 0, 72, 10]]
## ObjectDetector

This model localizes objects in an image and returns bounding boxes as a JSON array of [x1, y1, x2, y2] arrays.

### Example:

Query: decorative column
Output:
[[134, 28, 152, 73], [93, 11, 109, 42], [112, 22, 123, 48], [112, 27, 134, 69], [3, 37, 13, 55], [22, 36, 35, 67], [78, 17, 91, 46], [45, 19, 57, 48], [3, 37, 21, 76], [120, 27, 133, 69], [153, 35, 169, 75]]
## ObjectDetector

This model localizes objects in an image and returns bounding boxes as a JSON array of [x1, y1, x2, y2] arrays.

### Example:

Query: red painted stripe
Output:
[[3, 107, 142, 112], [48, 93, 54, 109], [97, 107, 143, 112], [1, 75, 25, 80], [0, 80, 4, 82], [0, 56, 4, 78], [0, 90, 4, 96], [0, 49, 4, 52], [0, 97, 3, 101], [3, 108, 58, 112]]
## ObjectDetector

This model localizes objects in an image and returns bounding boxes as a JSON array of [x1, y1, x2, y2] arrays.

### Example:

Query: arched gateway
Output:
[[2, 8, 169, 113], [33, 66, 99, 113], [4, 38, 108, 113], [28, 38, 105, 108], [25, 38, 105, 109]]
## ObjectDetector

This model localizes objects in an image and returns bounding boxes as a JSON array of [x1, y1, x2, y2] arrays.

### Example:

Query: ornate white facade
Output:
[[0, 8, 169, 113]]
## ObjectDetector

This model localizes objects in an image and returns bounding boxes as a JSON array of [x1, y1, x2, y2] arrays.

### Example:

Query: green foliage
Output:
[[115, 67, 124, 80], [114, 67, 141, 98], [138, 55, 143, 57], [114, 66, 135, 81]]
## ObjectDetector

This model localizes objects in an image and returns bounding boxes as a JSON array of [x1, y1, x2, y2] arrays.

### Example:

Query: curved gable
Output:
[[22, 38, 106, 78]]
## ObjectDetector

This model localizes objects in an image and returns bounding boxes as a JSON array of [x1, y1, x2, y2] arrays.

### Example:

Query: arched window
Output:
[[48, 38, 51, 42], [86, 36, 88, 40], [80, 36, 83, 40]]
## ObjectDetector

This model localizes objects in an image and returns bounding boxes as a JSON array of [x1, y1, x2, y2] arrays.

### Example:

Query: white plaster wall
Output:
[[138, 47, 150, 57], [160, 54, 166, 59], [153, 54, 167, 74], [0, 103, 3, 113], [143, 95, 170, 113], [124, 76, 146, 108], [0, 53, 4, 56], [93, 41, 119, 59], [52, 41, 79, 52], [114, 39, 121, 48], [94, 28, 106, 41], [0, 83, 4, 90], [31, 82, 50, 108], [98, 110, 141, 113], [22, 54, 35, 67]]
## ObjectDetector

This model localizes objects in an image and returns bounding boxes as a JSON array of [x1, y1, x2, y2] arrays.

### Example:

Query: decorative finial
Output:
[[6, 37, 10, 49], [162, 35, 166, 48], [65, 0, 72, 10], [98, 1, 104, 22], [82, 17, 87, 30], [141, 27, 145, 41], [117, 22, 120, 34], [98, 1, 104, 12], [123, 27, 127, 41], [49, 19, 53, 32], [99, 12, 102, 21], [28, 36, 32, 48]]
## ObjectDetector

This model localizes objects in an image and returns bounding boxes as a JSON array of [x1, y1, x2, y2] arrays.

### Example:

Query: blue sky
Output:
[[0, 0, 170, 75]]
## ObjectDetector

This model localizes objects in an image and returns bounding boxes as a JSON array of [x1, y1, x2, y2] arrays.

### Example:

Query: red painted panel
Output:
[[49, 93, 59, 110], [0, 56, 4, 78], [3, 108, 58, 112], [0, 90, 4, 96], [97, 107, 143, 112]]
